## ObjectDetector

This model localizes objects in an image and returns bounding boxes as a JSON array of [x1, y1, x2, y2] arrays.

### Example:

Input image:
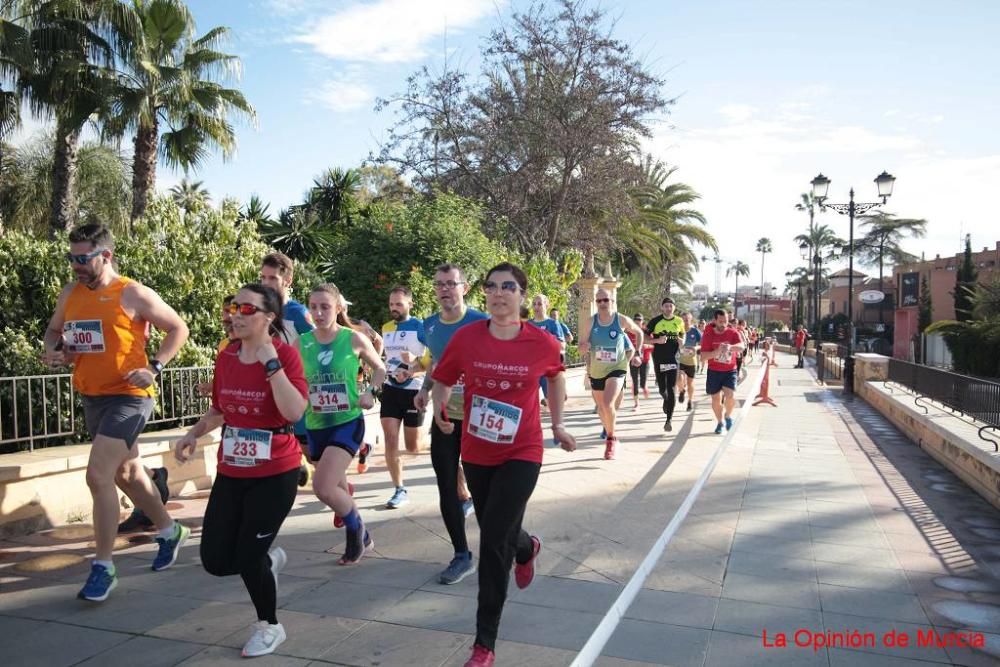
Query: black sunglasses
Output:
[[65, 248, 105, 265]]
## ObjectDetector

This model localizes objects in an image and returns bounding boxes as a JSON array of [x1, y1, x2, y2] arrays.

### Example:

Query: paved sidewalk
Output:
[[2, 353, 1000, 666]]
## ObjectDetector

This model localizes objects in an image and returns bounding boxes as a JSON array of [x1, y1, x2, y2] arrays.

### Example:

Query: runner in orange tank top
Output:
[[43, 223, 190, 602]]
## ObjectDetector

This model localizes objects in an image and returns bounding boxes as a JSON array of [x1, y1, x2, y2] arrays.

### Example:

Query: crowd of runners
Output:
[[42, 223, 769, 666]]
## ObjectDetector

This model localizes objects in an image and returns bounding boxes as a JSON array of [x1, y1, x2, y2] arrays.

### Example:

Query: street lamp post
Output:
[[810, 171, 896, 396]]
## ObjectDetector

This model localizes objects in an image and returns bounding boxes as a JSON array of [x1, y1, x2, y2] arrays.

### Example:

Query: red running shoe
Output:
[[604, 437, 617, 460], [357, 443, 372, 474], [333, 482, 355, 529], [463, 644, 495, 667], [514, 536, 541, 589]]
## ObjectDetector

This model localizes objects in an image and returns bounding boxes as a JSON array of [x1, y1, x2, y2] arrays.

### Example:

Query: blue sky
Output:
[[18, 0, 999, 291]]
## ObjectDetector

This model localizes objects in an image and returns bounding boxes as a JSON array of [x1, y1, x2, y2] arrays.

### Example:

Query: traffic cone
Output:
[[753, 354, 777, 407]]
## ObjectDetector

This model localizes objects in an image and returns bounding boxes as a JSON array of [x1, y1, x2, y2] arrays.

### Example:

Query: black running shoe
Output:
[[118, 508, 153, 533], [151, 467, 169, 504], [678, 390, 686, 404], [664, 419, 672, 432]]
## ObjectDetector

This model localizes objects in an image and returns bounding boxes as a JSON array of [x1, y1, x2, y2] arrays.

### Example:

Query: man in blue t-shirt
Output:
[[260, 252, 316, 485], [528, 295, 573, 407], [413, 263, 488, 586], [677, 311, 702, 411]]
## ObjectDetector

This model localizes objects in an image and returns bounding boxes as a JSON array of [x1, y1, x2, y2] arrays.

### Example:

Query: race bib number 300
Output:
[[222, 428, 272, 467], [309, 382, 350, 413], [64, 320, 105, 353], [468, 395, 522, 444]]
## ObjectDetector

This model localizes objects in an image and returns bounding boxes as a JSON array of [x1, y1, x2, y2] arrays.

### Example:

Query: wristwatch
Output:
[[263, 358, 283, 376], [148, 359, 164, 376]]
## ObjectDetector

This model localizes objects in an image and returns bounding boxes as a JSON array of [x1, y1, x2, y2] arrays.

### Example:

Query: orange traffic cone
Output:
[[753, 351, 777, 407]]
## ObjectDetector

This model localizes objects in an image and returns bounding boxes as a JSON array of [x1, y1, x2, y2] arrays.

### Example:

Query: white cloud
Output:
[[312, 78, 375, 113], [293, 0, 500, 63], [719, 104, 757, 123]]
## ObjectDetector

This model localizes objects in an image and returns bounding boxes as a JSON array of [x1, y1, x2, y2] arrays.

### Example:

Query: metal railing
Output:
[[1, 366, 212, 454], [886, 358, 1000, 451]]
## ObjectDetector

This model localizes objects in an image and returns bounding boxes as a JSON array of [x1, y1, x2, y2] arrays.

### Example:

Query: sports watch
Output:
[[148, 359, 164, 376], [263, 358, 283, 376]]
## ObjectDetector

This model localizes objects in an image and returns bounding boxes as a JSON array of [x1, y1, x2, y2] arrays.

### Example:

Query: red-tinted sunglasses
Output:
[[226, 302, 268, 316]]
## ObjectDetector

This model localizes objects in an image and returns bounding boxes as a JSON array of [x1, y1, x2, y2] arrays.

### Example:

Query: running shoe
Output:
[[552, 437, 560, 447], [439, 552, 476, 585], [152, 522, 190, 571], [333, 482, 356, 528], [663, 419, 672, 432], [604, 437, 616, 460], [269, 546, 286, 596], [462, 497, 475, 518], [357, 442, 372, 474], [678, 390, 686, 404], [152, 467, 169, 503], [514, 536, 542, 589], [386, 486, 409, 509], [242, 621, 287, 658], [77, 562, 117, 601], [463, 643, 496, 667], [298, 464, 309, 487], [600, 427, 607, 440], [338, 523, 372, 565], [686, 401, 692, 412], [714, 422, 724, 434], [117, 508, 153, 533], [725, 416, 733, 431]]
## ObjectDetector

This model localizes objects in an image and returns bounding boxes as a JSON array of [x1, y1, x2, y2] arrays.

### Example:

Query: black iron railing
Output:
[[887, 358, 1000, 451]]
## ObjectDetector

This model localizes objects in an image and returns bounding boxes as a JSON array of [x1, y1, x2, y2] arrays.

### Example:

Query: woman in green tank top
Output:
[[298, 284, 385, 565]]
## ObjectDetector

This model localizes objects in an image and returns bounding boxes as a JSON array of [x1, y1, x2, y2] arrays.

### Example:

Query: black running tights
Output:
[[654, 363, 679, 419], [430, 419, 469, 554], [200, 469, 298, 624]]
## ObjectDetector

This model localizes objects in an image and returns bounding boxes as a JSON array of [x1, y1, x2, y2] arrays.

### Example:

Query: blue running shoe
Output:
[[725, 417, 733, 431], [552, 437, 560, 447], [439, 552, 476, 585], [78, 562, 117, 601], [152, 522, 190, 571], [600, 427, 607, 439], [386, 487, 409, 509], [714, 422, 724, 434]]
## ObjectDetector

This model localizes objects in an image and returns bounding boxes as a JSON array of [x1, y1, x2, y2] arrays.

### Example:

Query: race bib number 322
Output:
[[468, 395, 522, 444], [222, 428, 272, 467], [64, 320, 105, 353]]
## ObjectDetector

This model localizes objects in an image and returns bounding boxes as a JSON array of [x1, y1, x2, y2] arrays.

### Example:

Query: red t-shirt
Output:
[[626, 329, 652, 363], [701, 325, 743, 372], [794, 330, 808, 348], [432, 320, 564, 466], [212, 339, 308, 478]]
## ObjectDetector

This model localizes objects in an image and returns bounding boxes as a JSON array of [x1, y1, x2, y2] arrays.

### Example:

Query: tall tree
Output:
[[857, 211, 927, 324], [375, 0, 670, 254], [726, 261, 750, 307], [794, 223, 844, 333], [307, 167, 359, 225], [105, 0, 255, 222], [954, 234, 978, 323], [169, 176, 208, 213], [7, 0, 139, 236], [755, 237, 772, 327]]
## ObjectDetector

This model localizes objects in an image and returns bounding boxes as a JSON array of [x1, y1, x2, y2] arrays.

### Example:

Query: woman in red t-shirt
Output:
[[431, 262, 577, 667], [174, 284, 308, 658], [626, 313, 653, 410]]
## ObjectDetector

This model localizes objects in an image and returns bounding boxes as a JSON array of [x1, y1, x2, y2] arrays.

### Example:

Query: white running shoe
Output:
[[242, 621, 286, 657], [269, 547, 287, 597]]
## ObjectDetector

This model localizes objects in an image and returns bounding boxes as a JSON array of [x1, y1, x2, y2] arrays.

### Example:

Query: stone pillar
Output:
[[853, 353, 889, 396], [576, 275, 600, 334], [599, 261, 621, 305]]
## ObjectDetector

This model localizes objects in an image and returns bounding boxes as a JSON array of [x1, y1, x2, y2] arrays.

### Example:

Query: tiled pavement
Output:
[[3, 353, 1000, 666]]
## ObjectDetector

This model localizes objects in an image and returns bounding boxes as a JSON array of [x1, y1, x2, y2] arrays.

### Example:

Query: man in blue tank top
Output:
[[578, 288, 644, 460]]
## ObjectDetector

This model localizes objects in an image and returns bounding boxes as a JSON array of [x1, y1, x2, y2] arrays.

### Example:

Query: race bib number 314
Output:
[[64, 320, 105, 353], [468, 395, 523, 444], [309, 382, 350, 413]]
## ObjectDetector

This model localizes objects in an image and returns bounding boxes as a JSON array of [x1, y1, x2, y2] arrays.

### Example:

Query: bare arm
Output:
[[174, 407, 225, 463], [128, 283, 189, 365], [619, 315, 644, 349], [42, 283, 75, 367], [547, 372, 576, 451], [353, 331, 387, 410]]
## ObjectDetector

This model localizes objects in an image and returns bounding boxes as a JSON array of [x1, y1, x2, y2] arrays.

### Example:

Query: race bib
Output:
[[64, 320, 105, 353], [595, 347, 618, 363], [222, 428, 272, 467], [659, 363, 679, 371], [714, 347, 731, 362], [452, 377, 465, 397], [309, 382, 350, 413], [468, 395, 522, 444], [679, 347, 697, 364]]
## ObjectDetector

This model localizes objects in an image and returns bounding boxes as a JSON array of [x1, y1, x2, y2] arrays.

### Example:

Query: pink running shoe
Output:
[[514, 536, 542, 589]]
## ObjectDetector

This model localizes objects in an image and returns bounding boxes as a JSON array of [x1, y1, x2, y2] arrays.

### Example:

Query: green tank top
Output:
[[300, 328, 362, 429]]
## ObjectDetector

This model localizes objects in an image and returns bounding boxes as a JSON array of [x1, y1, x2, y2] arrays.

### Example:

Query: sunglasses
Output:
[[226, 302, 268, 316], [596, 298, 611, 304], [432, 280, 465, 289], [483, 280, 520, 294], [65, 248, 105, 265]]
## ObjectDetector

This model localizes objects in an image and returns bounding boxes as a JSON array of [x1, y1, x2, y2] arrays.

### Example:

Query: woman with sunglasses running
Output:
[[300, 284, 385, 564], [174, 284, 308, 658], [431, 262, 576, 667]]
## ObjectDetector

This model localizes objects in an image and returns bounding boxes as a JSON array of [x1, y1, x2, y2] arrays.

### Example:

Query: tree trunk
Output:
[[663, 261, 673, 297], [49, 119, 81, 238], [130, 119, 159, 223]]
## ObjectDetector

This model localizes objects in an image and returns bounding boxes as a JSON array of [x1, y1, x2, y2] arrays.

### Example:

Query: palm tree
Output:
[[857, 211, 927, 324], [258, 205, 335, 261], [784, 267, 812, 327], [239, 193, 272, 227], [626, 160, 715, 296], [308, 167, 360, 225], [726, 261, 750, 309], [755, 238, 773, 327], [169, 176, 209, 213], [7, 0, 139, 235], [794, 223, 844, 334], [105, 0, 255, 222]]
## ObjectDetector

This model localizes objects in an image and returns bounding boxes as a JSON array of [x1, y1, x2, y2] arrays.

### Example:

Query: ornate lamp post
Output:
[[810, 171, 896, 395]]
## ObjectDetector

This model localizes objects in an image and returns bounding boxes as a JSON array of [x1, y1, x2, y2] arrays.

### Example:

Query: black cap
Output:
[[661, 297, 675, 305]]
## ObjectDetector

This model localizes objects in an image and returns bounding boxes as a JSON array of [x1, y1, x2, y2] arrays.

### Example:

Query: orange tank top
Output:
[[64, 276, 152, 397]]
